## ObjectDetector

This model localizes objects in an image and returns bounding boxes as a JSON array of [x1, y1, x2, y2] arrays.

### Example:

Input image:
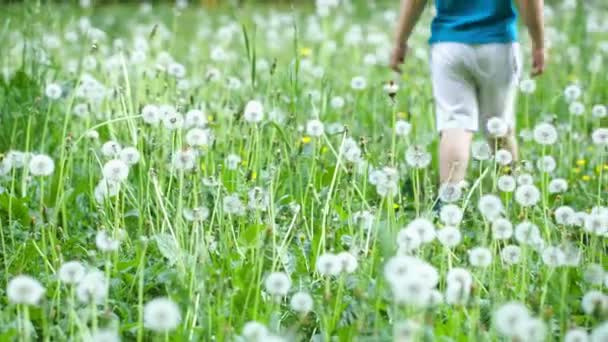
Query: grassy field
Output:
[[0, 1, 607, 341]]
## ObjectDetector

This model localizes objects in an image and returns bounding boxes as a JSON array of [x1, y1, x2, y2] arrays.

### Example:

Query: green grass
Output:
[[0, 1, 607, 341]]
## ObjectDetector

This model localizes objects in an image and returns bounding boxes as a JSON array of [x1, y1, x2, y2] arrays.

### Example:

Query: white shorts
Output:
[[430, 42, 522, 134]]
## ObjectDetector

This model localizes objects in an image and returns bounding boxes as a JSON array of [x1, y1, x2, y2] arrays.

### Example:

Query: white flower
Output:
[[395, 120, 412, 136], [242, 321, 268, 341], [101, 141, 122, 158], [591, 322, 608, 342], [94, 178, 121, 202], [392, 276, 432, 307], [119, 147, 140, 166], [396, 228, 421, 254], [468, 246, 492, 267], [514, 221, 541, 245], [581, 291, 608, 316], [340, 137, 362, 163], [541, 246, 566, 267], [554, 206, 575, 225], [584, 264, 605, 285], [142, 105, 161, 125], [225, 154, 241, 170], [264, 272, 291, 297], [471, 140, 492, 160], [45, 83, 62, 99], [144, 297, 181, 332], [436, 226, 461, 248], [58, 261, 86, 284], [564, 84, 582, 103], [519, 79, 536, 94], [517, 173, 534, 186], [76, 270, 109, 303], [494, 149, 513, 166], [316, 253, 341, 276], [185, 109, 207, 128], [439, 204, 463, 226], [28, 154, 55, 176], [306, 119, 324, 137], [223, 194, 245, 216], [405, 218, 435, 244], [493, 302, 531, 337], [497, 175, 516, 192], [569, 101, 585, 116], [102, 159, 130, 182], [7, 275, 45, 305], [244, 100, 264, 123], [73, 103, 89, 118], [491, 218, 513, 240], [186, 128, 213, 147], [513, 317, 546, 342], [548, 178, 568, 194], [564, 328, 588, 342], [162, 112, 184, 130], [438, 183, 462, 203], [350, 76, 367, 90], [501, 245, 521, 265], [95, 230, 122, 252], [445, 268, 472, 304], [290, 291, 313, 314], [88, 329, 121, 342], [330, 96, 345, 109], [337, 252, 358, 273], [592, 104, 607, 119], [533, 123, 558, 145], [583, 213, 608, 235], [171, 149, 198, 171], [167, 62, 186, 78], [405, 145, 432, 169], [591, 128, 608, 146], [487, 117, 508, 137], [515, 184, 540, 207], [478, 194, 504, 220], [536, 155, 556, 173], [182, 206, 210, 222]]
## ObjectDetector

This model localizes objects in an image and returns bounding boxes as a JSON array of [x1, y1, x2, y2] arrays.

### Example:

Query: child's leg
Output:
[[430, 43, 479, 186], [475, 43, 523, 162], [440, 128, 474, 184]]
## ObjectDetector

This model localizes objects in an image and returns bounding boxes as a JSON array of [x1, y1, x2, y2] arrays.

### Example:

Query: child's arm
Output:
[[390, 0, 428, 72], [516, 0, 546, 76]]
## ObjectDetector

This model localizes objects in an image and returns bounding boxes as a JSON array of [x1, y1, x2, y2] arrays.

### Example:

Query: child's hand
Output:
[[389, 43, 408, 73], [531, 45, 545, 77]]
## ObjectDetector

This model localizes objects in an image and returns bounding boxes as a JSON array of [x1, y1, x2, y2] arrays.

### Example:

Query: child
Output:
[[390, 0, 545, 198]]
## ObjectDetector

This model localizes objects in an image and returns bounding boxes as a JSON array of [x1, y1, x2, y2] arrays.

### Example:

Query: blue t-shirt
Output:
[[430, 0, 518, 44]]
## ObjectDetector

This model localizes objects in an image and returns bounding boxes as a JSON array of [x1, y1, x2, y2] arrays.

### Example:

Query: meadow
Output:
[[0, 0, 607, 341]]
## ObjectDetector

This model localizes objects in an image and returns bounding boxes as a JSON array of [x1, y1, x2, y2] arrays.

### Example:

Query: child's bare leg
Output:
[[440, 128, 474, 184]]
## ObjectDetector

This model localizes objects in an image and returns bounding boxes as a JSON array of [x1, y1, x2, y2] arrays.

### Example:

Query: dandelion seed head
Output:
[[58, 261, 86, 284], [290, 291, 313, 314], [7, 275, 45, 305], [436, 226, 462, 248], [264, 272, 291, 297], [28, 154, 55, 176], [143, 297, 181, 332]]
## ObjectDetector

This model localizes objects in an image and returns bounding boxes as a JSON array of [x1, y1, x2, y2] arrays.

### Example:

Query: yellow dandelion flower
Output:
[[299, 47, 312, 57], [576, 159, 586, 166], [393, 203, 400, 209], [397, 112, 407, 119], [251, 171, 257, 180], [321, 146, 328, 154], [582, 175, 591, 181], [301, 136, 312, 144], [604, 164, 608, 171], [207, 115, 214, 122]]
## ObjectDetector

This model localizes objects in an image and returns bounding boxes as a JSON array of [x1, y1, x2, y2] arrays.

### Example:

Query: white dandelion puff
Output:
[[144, 297, 181, 332], [264, 272, 291, 297], [7, 275, 45, 305]]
